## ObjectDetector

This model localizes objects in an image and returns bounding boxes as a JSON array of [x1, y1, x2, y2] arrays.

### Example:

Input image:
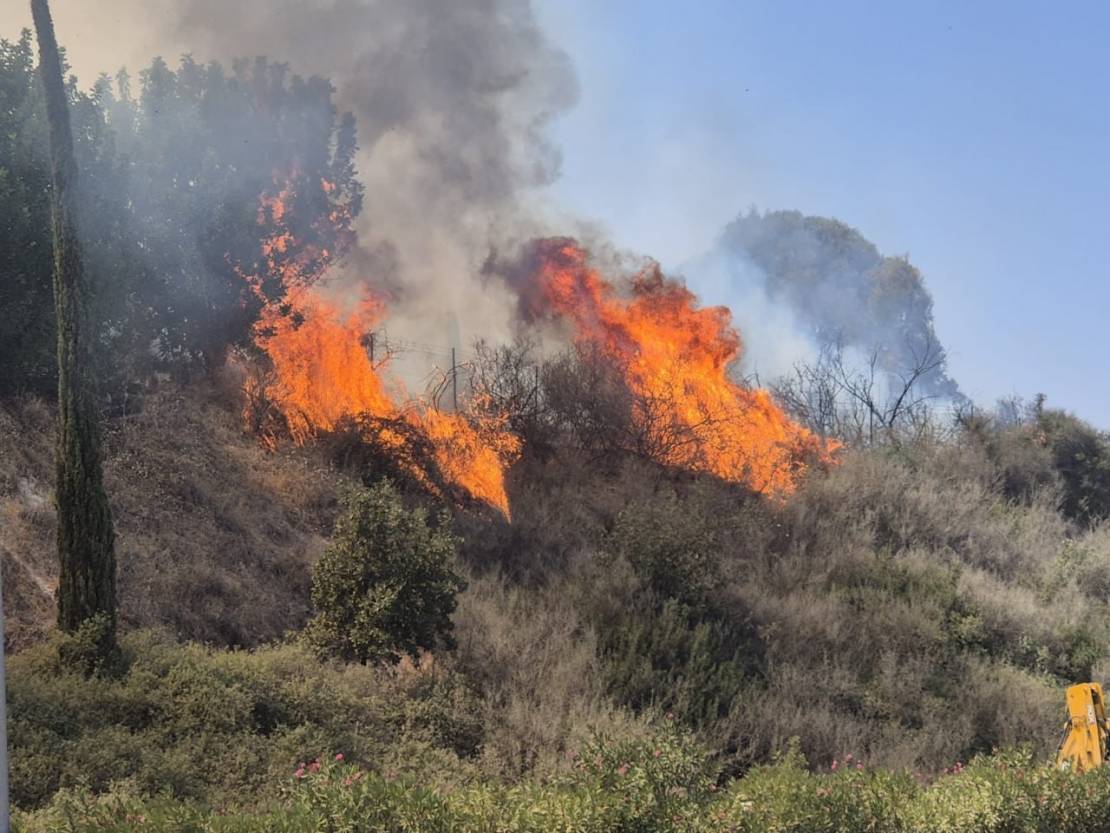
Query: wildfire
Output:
[[242, 172, 827, 515], [244, 174, 520, 517], [253, 291, 392, 444], [526, 239, 832, 494]]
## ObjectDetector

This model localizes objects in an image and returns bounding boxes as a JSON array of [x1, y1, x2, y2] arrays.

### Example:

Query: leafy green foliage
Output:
[[305, 481, 465, 665], [8, 629, 484, 811], [21, 745, 1110, 833], [604, 495, 720, 609], [1037, 408, 1110, 527], [0, 32, 55, 395], [593, 495, 762, 732]]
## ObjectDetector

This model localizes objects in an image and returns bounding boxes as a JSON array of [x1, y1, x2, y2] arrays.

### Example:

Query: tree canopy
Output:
[[0, 37, 363, 397]]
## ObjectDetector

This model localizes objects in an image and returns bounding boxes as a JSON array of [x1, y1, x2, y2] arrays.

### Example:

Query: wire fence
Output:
[[368, 330, 479, 413]]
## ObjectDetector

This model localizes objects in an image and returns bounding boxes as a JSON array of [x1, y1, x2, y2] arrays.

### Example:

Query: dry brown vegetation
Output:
[[6, 372, 1110, 799], [0, 380, 346, 648]]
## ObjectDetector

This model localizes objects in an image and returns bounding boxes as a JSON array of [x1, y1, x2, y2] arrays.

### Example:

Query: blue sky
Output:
[[536, 1, 1110, 425]]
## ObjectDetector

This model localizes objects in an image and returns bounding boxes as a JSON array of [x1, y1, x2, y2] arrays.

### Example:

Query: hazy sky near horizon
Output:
[[4, 1, 1109, 424]]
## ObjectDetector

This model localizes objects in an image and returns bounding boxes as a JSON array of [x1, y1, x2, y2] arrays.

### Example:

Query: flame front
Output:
[[242, 175, 826, 514], [255, 292, 392, 444], [529, 239, 832, 494], [244, 175, 520, 518]]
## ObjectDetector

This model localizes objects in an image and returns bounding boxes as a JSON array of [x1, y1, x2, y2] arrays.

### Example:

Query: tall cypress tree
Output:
[[30, 0, 117, 657]]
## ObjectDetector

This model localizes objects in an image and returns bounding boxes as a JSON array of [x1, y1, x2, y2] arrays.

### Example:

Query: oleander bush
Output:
[[18, 740, 1110, 833], [7, 629, 486, 811]]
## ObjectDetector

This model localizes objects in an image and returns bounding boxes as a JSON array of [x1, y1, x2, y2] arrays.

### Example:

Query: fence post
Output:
[[451, 347, 458, 412]]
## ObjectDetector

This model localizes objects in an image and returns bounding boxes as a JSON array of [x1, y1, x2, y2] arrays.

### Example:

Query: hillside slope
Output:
[[0, 381, 343, 648], [5, 378, 1110, 783]]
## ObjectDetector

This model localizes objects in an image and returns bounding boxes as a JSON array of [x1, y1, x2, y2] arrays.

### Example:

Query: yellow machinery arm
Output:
[[1057, 683, 1109, 771]]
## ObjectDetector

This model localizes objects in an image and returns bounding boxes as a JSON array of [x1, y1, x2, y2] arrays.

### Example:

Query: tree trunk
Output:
[[30, 0, 117, 654]]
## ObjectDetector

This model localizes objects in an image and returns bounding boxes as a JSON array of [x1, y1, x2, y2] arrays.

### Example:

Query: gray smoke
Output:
[[167, 0, 578, 356], [4, 0, 571, 371], [680, 247, 817, 383]]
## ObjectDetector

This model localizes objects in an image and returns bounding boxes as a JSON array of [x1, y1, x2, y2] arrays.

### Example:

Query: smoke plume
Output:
[[685, 209, 962, 398], [160, 0, 579, 356]]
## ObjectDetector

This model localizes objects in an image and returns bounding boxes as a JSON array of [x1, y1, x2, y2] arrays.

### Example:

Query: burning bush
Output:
[[506, 238, 836, 494], [235, 172, 524, 517]]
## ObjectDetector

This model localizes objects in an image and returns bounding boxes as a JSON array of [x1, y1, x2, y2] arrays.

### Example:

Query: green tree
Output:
[[0, 42, 363, 396], [306, 481, 465, 665], [1036, 404, 1110, 527], [0, 30, 55, 395], [31, 0, 117, 659]]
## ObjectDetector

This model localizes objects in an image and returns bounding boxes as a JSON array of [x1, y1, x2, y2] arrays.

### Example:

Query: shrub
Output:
[[591, 494, 762, 732], [599, 597, 758, 730], [305, 480, 465, 664], [1037, 409, 1110, 527], [604, 494, 721, 609], [22, 745, 1110, 833], [7, 629, 485, 811]]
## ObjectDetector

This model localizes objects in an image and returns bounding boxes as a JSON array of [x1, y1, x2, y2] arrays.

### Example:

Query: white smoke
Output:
[[679, 248, 818, 383]]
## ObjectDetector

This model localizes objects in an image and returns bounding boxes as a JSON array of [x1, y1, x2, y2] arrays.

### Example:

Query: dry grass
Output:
[[2, 379, 1105, 783], [0, 381, 348, 648]]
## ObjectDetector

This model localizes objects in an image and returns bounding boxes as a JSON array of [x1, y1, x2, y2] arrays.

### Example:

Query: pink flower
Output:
[[335, 753, 345, 762], [831, 760, 838, 771], [308, 761, 321, 773], [294, 768, 306, 779], [845, 753, 853, 763], [856, 763, 864, 771], [653, 749, 662, 758], [617, 765, 629, 776]]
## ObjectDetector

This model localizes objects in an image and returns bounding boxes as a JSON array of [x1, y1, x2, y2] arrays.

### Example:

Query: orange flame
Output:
[[528, 239, 832, 493], [254, 293, 392, 444], [244, 175, 520, 517]]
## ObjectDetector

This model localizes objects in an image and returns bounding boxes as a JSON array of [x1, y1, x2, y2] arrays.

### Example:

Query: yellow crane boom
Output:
[[1057, 683, 1109, 772]]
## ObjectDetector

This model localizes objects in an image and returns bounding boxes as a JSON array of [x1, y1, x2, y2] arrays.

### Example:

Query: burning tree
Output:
[[31, 0, 117, 661]]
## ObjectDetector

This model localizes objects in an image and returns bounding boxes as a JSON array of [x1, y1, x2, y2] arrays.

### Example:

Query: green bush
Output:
[[600, 597, 757, 729], [1037, 408, 1110, 527], [7, 629, 484, 811], [591, 495, 762, 732], [603, 494, 721, 610], [20, 744, 1110, 833], [305, 480, 465, 664]]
